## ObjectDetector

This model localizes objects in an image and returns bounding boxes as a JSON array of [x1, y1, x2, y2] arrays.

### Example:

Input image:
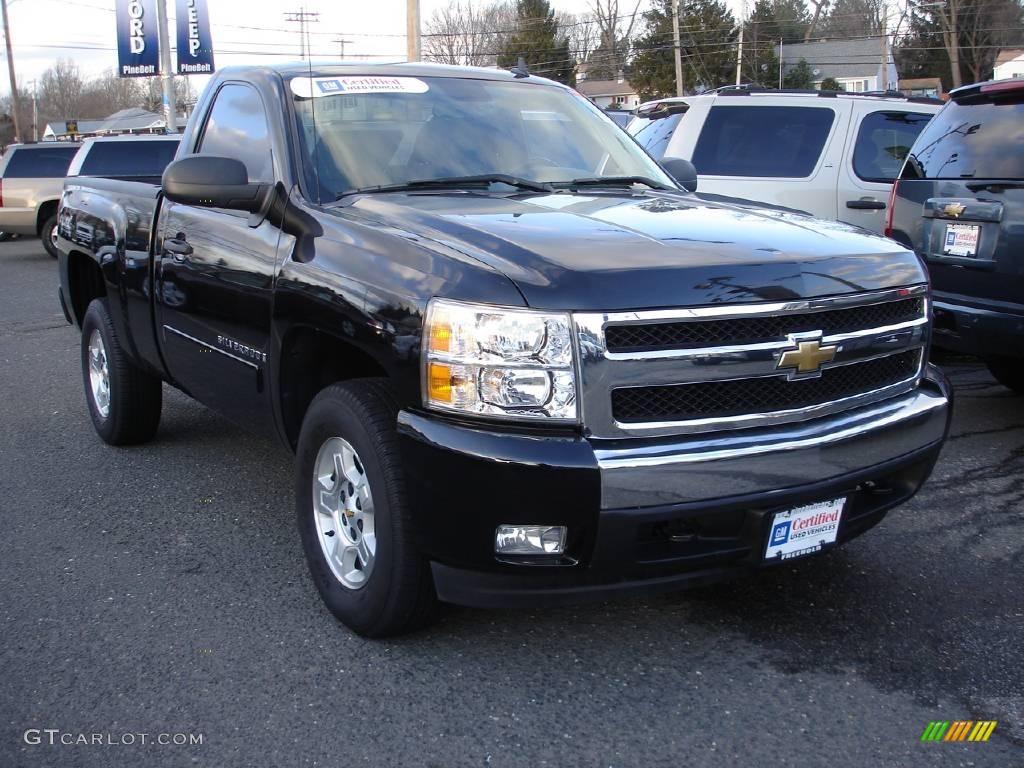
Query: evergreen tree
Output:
[[497, 0, 575, 85], [629, 0, 737, 100], [783, 58, 814, 88]]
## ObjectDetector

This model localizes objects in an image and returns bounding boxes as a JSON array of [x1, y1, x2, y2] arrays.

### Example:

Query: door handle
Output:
[[164, 238, 193, 261], [846, 199, 886, 210]]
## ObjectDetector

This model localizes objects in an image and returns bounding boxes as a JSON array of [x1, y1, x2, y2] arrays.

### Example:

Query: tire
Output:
[[0, 232, 10, 242], [986, 356, 1024, 394], [81, 298, 163, 445], [296, 379, 436, 637], [41, 213, 59, 258]]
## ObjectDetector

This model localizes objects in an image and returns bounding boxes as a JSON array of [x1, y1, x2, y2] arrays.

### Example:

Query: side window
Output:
[[197, 84, 273, 183], [853, 111, 932, 183], [628, 113, 683, 160], [3, 147, 78, 178], [692, 105, 836, 178]]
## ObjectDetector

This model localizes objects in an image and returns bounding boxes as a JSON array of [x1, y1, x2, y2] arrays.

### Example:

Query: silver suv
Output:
[[0, 143, 81, 257], [628, 89, 940, 234]]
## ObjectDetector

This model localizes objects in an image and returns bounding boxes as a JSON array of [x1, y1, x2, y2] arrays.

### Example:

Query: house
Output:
[[42, 108, 176, 140], [775, 38, 898, 92], [898, 77, 944, 99], [575, 75, 640, 110], [994, 49, 1024, 80]]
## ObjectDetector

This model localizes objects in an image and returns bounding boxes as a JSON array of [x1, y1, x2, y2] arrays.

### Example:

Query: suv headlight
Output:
[[422, 298, 578, 421]]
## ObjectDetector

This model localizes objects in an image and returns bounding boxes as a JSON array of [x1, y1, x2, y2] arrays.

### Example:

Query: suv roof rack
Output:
[[712, 86, 942, 105]]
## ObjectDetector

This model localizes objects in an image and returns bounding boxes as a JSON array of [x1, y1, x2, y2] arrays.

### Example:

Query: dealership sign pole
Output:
[[116, 0, 215, 133]]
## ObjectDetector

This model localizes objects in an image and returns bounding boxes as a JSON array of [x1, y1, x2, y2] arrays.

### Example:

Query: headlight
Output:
[[422, 298, 578, 421]]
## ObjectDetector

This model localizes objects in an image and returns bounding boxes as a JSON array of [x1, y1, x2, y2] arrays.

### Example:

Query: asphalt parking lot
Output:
[[1, 237, 1021, 768]]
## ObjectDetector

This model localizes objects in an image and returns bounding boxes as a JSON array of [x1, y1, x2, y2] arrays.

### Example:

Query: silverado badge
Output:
[[943, 202, 966, 219], [777, 337, 838, 376]]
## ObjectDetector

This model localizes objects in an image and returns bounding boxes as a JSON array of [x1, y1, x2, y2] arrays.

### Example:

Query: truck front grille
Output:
[[611, 350, 922, 423], [604, 296, 924, 352], [573, 286, 930, 439]]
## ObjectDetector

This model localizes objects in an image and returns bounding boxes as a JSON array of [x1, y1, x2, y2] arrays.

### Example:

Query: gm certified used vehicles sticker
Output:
[[289, 76, 430, 98]]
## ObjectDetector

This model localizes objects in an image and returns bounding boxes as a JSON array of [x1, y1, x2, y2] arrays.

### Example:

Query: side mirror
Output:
[[162, 155, 271, 213], [661, 157, 698, 193]]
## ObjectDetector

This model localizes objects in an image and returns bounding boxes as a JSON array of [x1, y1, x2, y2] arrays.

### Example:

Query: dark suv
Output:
[[887, 78, 1024, 392]]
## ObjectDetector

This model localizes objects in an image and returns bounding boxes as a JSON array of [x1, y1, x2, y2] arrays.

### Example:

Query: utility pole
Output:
[[285, 9, 320, 60], [27, 77, 36, 141], [156, 0, 176, 132], [671, 0, 683, 96], [332, 37, 352, 60], [406, 0, 420, 61], [1, 0, 21, 143], [879, 12, 888, 90], [778, 38, 784, 88], [735, 26, 743, 86]]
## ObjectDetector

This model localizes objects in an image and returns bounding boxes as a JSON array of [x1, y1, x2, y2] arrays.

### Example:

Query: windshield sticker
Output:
[[290, 76, 430, 99]]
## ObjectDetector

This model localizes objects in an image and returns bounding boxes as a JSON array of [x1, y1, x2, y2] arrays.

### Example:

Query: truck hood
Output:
[[341, 191, 924, 311]]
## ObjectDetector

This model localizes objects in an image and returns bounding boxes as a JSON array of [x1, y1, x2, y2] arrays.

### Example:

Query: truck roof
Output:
[[215, 61, 561, 88]]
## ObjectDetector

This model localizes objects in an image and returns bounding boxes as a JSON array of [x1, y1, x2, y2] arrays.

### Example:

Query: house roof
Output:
[[775, 38, 886, 80], [44, 108, 166, 138], [575, 79, 636, 98], [995, 48, 1024, 66]]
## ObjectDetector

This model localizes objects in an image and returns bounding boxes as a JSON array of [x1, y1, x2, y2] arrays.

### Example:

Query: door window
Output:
[[692, 105, 835, 178], [197, 83, 273, 183], [853, 111, 933, 183]]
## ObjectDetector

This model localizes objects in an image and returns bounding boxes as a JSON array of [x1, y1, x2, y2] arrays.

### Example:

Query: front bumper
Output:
[[398, 367, 951, 608], [932, 295, 1024, 359]]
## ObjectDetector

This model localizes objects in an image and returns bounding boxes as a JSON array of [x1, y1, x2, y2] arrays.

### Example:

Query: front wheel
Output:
[[986, 356, 1024, 394], [41, 213, 59, 258], [81, 299, 163, 444], [296, 380, 436, 637]]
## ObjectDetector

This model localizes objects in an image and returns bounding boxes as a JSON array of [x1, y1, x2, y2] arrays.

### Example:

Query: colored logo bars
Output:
[[921, 721, 997, 742]]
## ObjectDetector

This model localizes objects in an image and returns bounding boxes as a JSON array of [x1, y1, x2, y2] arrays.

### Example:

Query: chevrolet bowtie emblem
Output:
[[777, 338, 837, 375], [943, 202, 966, 219]]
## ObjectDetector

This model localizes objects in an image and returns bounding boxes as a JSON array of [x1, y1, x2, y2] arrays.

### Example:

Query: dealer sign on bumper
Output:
[[764, 498, 845, 561]]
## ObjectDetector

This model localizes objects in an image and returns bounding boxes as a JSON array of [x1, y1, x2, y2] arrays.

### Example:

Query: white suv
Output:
[[627, 89, 941, 234]]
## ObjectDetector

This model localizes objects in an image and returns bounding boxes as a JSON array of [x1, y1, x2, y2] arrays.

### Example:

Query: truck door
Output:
[[838, 105, 933, 233], [155, 82, 282, 433]]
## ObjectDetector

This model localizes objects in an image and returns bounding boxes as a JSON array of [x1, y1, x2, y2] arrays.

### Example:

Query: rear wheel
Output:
[[81, 299, 163, 444], [41, 213, 59, 258], [986, 356, 1024, 394], [296, 380, 436, 637]]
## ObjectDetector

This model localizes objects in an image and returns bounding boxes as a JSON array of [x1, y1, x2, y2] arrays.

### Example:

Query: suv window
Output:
[[78, 140, 180, 177], [3, 146, 78, 178], [198, 84, 273, 183], [903, 98, 1024, 180], [628, 113, 683, 160], [692, 105, 835, 178], [853, 111, 932, 183]]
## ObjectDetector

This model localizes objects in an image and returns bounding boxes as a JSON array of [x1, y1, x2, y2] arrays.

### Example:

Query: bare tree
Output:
[[585, 0, 643, 78], [424, 0, 515, 66], [82, 71, 145, 117], [561, 12, 601, 68], [39, 59, 85, 122], [805, 0, 829, 40]]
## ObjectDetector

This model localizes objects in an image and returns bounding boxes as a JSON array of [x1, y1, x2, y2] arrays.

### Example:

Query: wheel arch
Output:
[[66, 251, 107, 326], [278, 325, 391, 450]]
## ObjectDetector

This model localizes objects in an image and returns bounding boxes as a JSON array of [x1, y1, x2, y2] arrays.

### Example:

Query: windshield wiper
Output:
[[965, 181, 1024, 192], [554, 176, 676, 191], [338, 174, 552, 199]]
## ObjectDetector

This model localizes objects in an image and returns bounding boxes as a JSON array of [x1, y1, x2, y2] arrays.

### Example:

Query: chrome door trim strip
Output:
[[162, 324, 259, 369]]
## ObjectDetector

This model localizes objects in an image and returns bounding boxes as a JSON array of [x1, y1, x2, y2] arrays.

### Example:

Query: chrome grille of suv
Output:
[[573, 286, 930, 439]]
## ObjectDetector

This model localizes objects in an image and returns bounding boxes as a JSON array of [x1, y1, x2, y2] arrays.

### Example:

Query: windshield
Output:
[[289, 74, 675, 202]]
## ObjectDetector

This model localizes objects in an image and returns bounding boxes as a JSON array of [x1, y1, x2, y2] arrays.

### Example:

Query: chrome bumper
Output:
[[594, 367, 950, 509]]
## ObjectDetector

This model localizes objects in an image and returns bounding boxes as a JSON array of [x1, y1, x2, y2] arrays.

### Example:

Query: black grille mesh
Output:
[[612, 350, 922, 423], [605, 297, 924, 352]]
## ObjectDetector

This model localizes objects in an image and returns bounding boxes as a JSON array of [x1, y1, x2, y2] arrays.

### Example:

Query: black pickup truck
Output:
[[58, 63, 951, 637]]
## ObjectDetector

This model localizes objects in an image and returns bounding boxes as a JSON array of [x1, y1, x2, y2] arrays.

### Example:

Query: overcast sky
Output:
[[1, 0, 685, 98]]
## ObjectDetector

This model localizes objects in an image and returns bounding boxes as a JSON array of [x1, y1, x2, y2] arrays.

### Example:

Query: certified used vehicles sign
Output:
[[764, 498, 845, 561]]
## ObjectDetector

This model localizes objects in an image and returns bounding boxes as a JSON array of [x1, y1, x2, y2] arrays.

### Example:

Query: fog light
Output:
[[495, 525, 567, 555]]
